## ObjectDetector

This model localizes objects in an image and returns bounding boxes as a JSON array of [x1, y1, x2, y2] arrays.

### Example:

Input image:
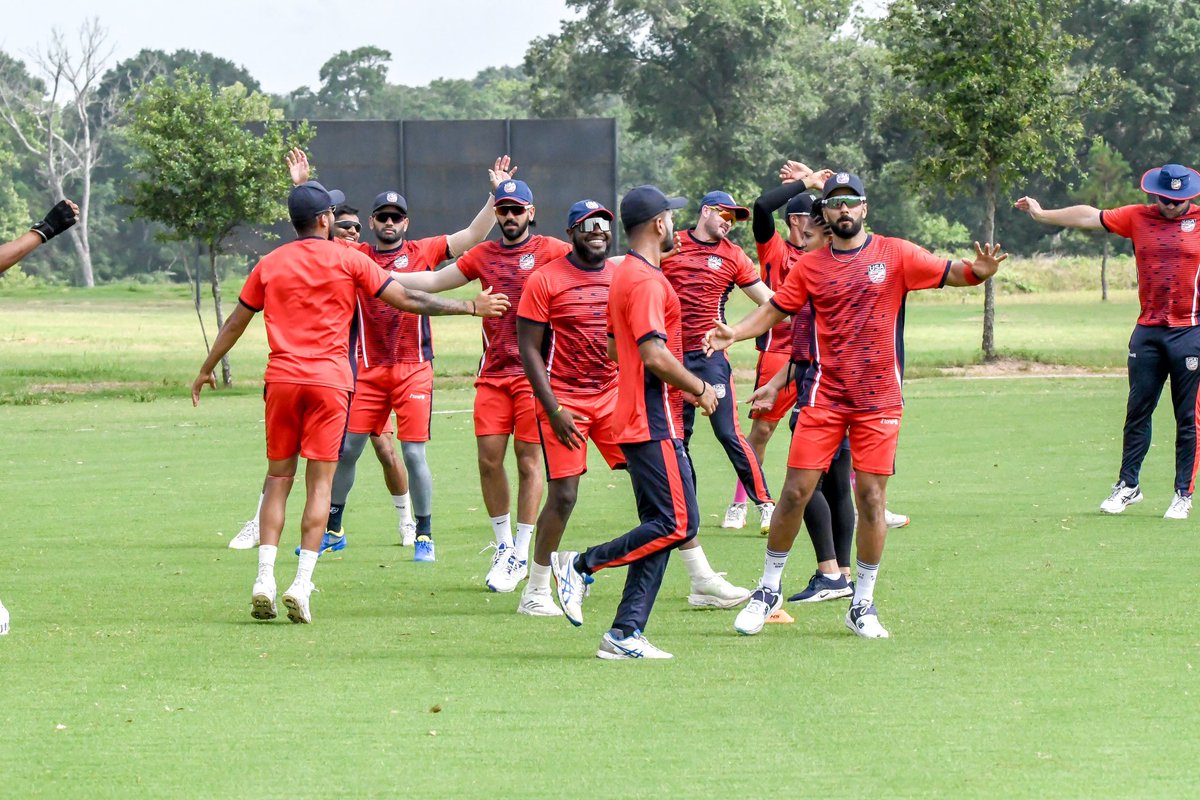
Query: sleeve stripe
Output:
[[769, 297, 796, 315], [1099, 209, 1112, 233], [238, 298, 262, 313], [516, 315, 549, 327], [938, 261, 951, 289], [636, 331, 669, 345], [373, 276, 394, 298]]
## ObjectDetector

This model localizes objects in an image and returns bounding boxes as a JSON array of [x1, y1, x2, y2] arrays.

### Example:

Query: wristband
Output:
[[963, 265, 984, 286], [469, 300, 477, 316], [30, 199, 77, 243], [549, 405, 564, 417], [696, 380, 708, 396]]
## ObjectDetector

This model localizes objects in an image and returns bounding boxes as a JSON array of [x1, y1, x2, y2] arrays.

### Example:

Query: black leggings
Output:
[[802, 447, 854, 568]]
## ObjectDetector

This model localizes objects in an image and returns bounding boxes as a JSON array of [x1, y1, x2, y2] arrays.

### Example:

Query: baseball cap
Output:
[[372, 190, 408, 214], [699, 190, 750, 221], [821, 172, 867, 200], [567, 199, 614, 228], [620, 185, 687, 233], [785, 193, 815, 217], [495, 179, 534, 207], [1140, 163, 1200, 201], [288, 181, 345, 224]]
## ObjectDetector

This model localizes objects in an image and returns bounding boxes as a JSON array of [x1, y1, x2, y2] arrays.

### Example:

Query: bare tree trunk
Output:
[[981, 174, 997, 361], [181, 244, 209, 351], [1101, 236, 1109, 302], [209, 246, 232, 387]]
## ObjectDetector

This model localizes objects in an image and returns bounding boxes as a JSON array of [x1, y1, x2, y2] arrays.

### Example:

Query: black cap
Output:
[[288, 181, 345, 224], [372, 190, 408, 214], [821, 172, 866, 200], [619, 185, 687, 233], [785, 193, 814, 217]]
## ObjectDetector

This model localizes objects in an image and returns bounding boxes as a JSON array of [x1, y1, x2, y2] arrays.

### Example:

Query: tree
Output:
[[883, 0, 1104, 360], [1073, 137, 1142, 301], [127, 70, 313, 387], [316, 47, 391, 117]]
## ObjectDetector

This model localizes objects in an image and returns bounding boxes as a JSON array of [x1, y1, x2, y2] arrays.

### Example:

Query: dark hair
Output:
[[809, 200, 832, 234], [292, 213, 324, 235], [335, 203, 358, 216]]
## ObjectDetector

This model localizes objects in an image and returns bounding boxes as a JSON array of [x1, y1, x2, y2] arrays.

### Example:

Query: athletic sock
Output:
[[679, 545, 715, 583], [529, 561, 552, 591], [853, 559, 879, 607], [327, 504, 345, 533], [416, 514, 432, 537], [732, 482, 748, 504], [257, 545, 277, 581], [295, 549, 318, 587], [513, 523, 534, 561], [489, 514, 513, 548], [392, 493, 413, 525], [821, 570, 842, 581], [762, 548, 790, 592], [612, 625, 636, 639]]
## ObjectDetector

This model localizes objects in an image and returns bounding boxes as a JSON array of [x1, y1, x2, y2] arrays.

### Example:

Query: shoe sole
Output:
[[885, 520, 910, 529], [720, 521, 746, 530], [1100, 494, 1143, 514], [282, 595, 310, 624], [845, 614, 889, 639], [551, 556, 584, 627], [735, 597, 782, 636], [792, 587, 854, 603], [518, 603, 563, 617], [687, 592, 751, 609], [229, 539, 257, 550], [250, 594, 277, 620]]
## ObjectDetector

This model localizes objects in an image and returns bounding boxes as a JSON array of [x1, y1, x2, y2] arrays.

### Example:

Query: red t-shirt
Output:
[[790, 302, 815, 363], [662, 230, 762, 352], [1101, 203, 1200, 327], [755, 234, 802, 354], [350, 236, 449, 366], [239, 237, 392, 391], [771, 234, 950, 412], [607, 251, 685, 442], [516, 252, 617, 398], [457, 235, 572, 378]]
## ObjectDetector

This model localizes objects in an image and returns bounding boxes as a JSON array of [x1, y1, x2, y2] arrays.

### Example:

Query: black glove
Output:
[[30, 200, 78, 242]]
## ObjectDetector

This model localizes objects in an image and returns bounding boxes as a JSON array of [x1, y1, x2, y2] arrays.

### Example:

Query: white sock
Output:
[[679, 545, 715, 583], [529, 561, 552, 591], [513, 523, 535, 561], [393, 493, 413, 525], [490, 514, 513, 548], [853, 559, 879, 607], [253, 492, 265, 523], [821, 570, 841, 581], [295, 549, 318, 587], [257, 544, 277, 582], [762, 548, 790, 592]]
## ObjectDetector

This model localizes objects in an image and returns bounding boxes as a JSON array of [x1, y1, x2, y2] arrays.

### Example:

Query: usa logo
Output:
[[866, 262, 886, 284], [835, 172, 850, 185], [519, 253, 535, 270], [386, 192, 400, 204], [1188, 357, 1199, 371], [1183, 219, 1196, 233], [707, 255, 723, 271], [393, 254, 409, 269], [713, 383, 727, 399], [585, 200, 599, 209], [503, 181, 516, 193], [1171, 178, 1183, 191]]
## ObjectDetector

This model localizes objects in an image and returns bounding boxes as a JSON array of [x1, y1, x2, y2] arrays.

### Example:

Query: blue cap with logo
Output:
[[372, 190, 408, 215], [619, 185, 687, 233], [822, 172, 867, 200], [495, 179, 534, 207], [785, 193, 815, 217], [1140, 163, 1200, 201], [699, 190, 750, 221], [567, 199, 614, 228], [288, 181, 345, 224]]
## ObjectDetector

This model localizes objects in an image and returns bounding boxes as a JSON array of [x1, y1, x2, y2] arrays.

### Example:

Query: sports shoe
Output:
[[733, 584, 782, 636], [884, 509, 910, 529], [229, 519, 260, 550], [282, 581, 313, 624], [414, 535, 436, 562], [758, 502, 775, 534], [399, 521, 417, 547], [250, 579, 277, 620], [597, 629, 673, 660], [687, 572, 752, 608], [517, 586, 563, 617], [0, 599, 9, 636], [721, 502, 747, 529], [846, 601, 889, 638], [294, 529, 346, 557], [483, 542, 509, 590], [489, 552, 528, 593], [1100, 481, 1143, 514], [787, 571, 854, 603], [550, 550, 587, 626], [1164, 491, 1192, 520]]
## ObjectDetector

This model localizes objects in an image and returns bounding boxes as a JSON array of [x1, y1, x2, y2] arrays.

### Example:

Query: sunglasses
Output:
[[825, 195, 867, 210], [708, 206, 737, 222], [495, 205, 528, 217], [334, 220, 361, 232], [574, 217, 611, 233], [374, 211, 407, 224], [1155, 194, 1185, 207]]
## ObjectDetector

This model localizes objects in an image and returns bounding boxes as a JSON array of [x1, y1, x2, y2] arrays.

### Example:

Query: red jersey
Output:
[[662, 230, 762, 352], [1101, 203, 1200, 327], [239, 237, 392, 392], [771, 234, 950, 412], [457, 235, 572, 377], [351, 236, 449, 365], [789, 302, 815, 362], [755, 234, 802, 354], [517, 252, 617, 398], [607, 251, 685, 442]]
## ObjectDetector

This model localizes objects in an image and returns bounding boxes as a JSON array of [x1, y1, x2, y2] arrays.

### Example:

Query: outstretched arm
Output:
[[1, 199, 79, 272], [388, 263, 471, 292], [192, 304, 256, 404], [740, 281, 774, 305], [945, 242, 1008, 287], [378, 281, 509, 318], [703, 303, 788, 356], [1014, 196, 1103, 230], [638, 338, 718, 416], [445, 155, 517, 257]]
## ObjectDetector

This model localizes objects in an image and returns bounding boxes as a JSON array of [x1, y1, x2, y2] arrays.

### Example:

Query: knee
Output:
[[779, 480, 813, 510], [548, 483, 578, 516], [855, 482, 887, 523]]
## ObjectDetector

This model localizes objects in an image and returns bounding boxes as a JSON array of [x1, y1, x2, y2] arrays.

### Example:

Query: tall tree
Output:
[[316, 47, 392, 117], [1073, 137, 1142, 301], [883, 0, 1103, 360], [127, 70, 313, 387]]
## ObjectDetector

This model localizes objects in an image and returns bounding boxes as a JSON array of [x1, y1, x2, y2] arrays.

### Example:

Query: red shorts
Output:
[[347, 362, 433, 441], [749, 350, 798, 423], [264, 382, 350, 462], [474, 374, 539, 443], [788, 405, 903, 476], [537, 387, 625, 479]]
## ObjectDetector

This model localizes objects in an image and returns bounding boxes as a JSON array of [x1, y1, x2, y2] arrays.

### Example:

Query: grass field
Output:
[[2, 278, 1197, 797]]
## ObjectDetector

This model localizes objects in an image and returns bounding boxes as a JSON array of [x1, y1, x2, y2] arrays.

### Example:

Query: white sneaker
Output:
[[399, 521, 416, 547], [1100, 481, 1143, 514], [282, 581, 313, 624], [483, 542, 511, 591], [250, 579, 277, 620], [733, 584, 782, 636], [687, 572, 751, 608], [229, 519, 260, 550], [758, 502, 775, 534], [884, 509, 910, 529], [489, 552, 528, 593], [846, 601, 890, 639], [1164, 491, 1192, 520], [721, 502, 747, 529], [0, 599, 9, 636], [550, 550, 586, 626], [597, 629, 673, 660], [517, 586, 563, 617]]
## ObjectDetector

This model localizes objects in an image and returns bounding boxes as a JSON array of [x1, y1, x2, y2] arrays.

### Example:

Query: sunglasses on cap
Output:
[[495, 205, 528, 217], [574, 217, 611, 233], [374, 211, 407, 224], [334, 220, 361, 232], [824, 195, 867, 210]]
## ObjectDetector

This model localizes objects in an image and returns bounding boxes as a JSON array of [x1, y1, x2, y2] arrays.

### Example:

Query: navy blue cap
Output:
[[699, 190, 750, 221], [822, 172, 867, 200], [620, 185, 687, 233], [1140, 164, 1200, 201], [372, 190, 408, 214], [495, 179, 534, 206], [785, 193, 815, 217], [567, 199, 614, 228], [288, 181, 344, 223]]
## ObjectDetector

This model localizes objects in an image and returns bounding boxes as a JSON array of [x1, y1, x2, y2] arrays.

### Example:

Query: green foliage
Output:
[[317, 46, 392, 116], [1074, 136, 1143, 209]]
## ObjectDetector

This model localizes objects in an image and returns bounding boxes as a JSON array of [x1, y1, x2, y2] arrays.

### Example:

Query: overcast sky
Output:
[[1, 0, 576, 95]]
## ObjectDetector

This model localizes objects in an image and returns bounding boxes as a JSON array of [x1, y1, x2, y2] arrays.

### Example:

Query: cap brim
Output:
[[494, 198, 534, 207], [575, 207, 614, 223], [372, 203, 407, 214], [328, 189, 346, 208], [717, 204, 750, 221], [666, 196, 687, 211], [1140, 167, 1200, 201]]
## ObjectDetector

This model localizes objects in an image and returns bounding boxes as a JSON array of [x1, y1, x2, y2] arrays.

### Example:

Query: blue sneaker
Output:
[[295, 529, 346, 557], [414, 536, 436, 562], [788, 571, 853, 603]]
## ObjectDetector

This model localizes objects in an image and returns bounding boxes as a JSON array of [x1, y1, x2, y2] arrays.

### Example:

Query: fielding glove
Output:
[[30, 199, 78, 242]]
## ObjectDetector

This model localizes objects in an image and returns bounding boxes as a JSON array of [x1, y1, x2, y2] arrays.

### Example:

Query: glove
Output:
[[30, 200, 78, 242]]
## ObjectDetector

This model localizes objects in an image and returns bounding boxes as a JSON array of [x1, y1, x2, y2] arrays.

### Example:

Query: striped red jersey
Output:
[[662, 230, 761, 352], [789, 302, 815, 362], [1101, 203, 1200, 327], [607, 251, 685, 443], [351, 236, 449, 366], [457, 235, 571, 378], [754, 233, 803, 354], [516, 252, 617, 398], [771, 234, 950, 412]]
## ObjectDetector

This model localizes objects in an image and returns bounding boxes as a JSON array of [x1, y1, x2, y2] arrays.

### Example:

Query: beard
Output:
[[375, 227, 402, 245], [501, 218, 530, 242], [573, 235, 611, 265], [831, 215, 864, 241]]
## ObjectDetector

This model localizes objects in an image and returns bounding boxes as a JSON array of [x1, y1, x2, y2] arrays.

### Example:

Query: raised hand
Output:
[[703, 319, 737, 357], [962, 242, 1007, 281], [286, 148, 311, 186], [804, 168, 836, 190], [779, 160, 812, 184], [489, 155, 518, 191], [31, 199, 79, 242], [473, 285, 511, 317]]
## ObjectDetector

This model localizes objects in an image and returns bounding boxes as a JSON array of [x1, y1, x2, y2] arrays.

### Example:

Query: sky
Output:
[[1, 0, 577, 95]]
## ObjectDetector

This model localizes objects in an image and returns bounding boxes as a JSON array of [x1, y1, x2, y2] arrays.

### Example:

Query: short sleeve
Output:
[[348, 251, 391, 296], [543, 238, 572, 261], [755, 236, 786, 284], [628, 276, 670, 344], [456, 246, 483, 281], [1100, 205, 1139, 239], [898, 239, 952, 291], [239, 263, 265, 311], [770, 257, 810, 314], [416, 235, 450, 269], [733, 248, 761, 287], [516, 269, 552, 324]]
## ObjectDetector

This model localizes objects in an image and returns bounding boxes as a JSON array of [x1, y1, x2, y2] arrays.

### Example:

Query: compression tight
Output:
[[804, 447, 854, 569], [400, 441, 433, 517]]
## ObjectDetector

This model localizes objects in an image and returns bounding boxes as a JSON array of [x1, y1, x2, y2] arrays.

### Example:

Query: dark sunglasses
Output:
[[825, 195, 866, 210], [574, 217, 611, 233], [374, 211, 407, 223], [334, 220, 361, 232], [1155, 194, 1185, 207], [495, 205, 528, 217]]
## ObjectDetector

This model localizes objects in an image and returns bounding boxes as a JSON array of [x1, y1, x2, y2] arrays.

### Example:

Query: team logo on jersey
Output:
[[713, 383, 727, 399], [1171, 178, 1183, 191], [503, 181, 516, 193], [392, 254, 409, 269], [835, 172, 850, 185], [1183, 219, 1196, 233], [866, 262, 887, 284], [519, 253, 536, 270], [1188, 357, 1199, 371], [707, 255, 723, 271]]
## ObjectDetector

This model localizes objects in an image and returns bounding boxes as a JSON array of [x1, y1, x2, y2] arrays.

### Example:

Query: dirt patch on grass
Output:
[[26, 381, 164, 394], [933, 358, 1123, 379]]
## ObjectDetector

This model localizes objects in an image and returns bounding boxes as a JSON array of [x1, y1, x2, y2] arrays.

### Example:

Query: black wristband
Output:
[[30, 199, 77, 242], [696, 380, 707, 396]]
